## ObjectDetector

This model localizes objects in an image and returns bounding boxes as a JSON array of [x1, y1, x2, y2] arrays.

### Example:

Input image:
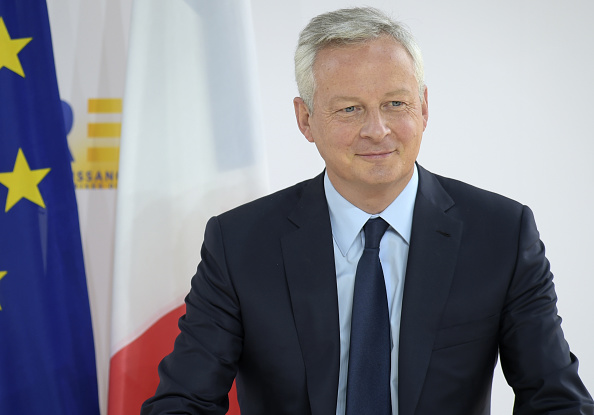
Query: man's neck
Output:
[[327, 171, 414, 215]]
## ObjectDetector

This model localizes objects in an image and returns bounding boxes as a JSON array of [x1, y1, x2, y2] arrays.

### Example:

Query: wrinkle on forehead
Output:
[[312, 37, 419, 110]]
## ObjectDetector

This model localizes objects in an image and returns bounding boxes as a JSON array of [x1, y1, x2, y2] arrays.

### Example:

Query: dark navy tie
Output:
[[346, 217, 391, 415]]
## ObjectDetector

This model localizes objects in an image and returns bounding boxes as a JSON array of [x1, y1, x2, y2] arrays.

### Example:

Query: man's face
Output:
[[294, 36, 428, 208]]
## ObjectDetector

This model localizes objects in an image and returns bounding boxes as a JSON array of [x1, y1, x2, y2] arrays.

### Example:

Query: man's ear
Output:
[[422, 86, 429, 130], [293, 97, 315, 143]]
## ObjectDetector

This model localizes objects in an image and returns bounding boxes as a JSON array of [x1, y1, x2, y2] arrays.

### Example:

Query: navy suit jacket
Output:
[[142, 165, 593, 414]]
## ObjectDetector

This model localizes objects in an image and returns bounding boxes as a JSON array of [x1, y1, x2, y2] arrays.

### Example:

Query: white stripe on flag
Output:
[[109, 0, 267, 411]]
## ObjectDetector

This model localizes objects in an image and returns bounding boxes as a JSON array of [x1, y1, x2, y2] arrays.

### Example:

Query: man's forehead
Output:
[[314, 37, 411, 70], [313, 38, 414, 82]]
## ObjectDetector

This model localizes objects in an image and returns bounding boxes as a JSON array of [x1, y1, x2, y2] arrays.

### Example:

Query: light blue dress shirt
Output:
[[324, 166, 419, 415]]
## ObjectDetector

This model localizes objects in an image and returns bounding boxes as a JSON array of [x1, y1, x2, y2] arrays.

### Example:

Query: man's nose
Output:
[[360, 109, 390, 141]]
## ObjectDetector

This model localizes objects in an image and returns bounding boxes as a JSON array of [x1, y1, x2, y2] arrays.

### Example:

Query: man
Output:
[[142, 7, 593, 415]]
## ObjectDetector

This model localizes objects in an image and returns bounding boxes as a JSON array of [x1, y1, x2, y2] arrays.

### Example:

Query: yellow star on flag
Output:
[[0, 149, 51, 212], [0, 17, 33, 78], [0, 271, 6, 311]]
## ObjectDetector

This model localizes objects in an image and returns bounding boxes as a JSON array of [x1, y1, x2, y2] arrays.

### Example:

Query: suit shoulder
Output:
[[423, 170, 539, 256], [216, 174, 321, 225], [435, 174, 522, 207], [434, 173, 523, 212]]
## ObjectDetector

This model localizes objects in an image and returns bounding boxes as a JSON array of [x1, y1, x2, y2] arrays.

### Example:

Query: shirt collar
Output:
[[324, 165, 419, 257]]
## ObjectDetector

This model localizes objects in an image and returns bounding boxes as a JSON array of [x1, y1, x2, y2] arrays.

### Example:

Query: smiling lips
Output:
[[357, 149, 398, 159]]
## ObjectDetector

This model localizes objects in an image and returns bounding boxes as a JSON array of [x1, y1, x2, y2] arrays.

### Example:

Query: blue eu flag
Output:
[[0, 1, 100, 413]]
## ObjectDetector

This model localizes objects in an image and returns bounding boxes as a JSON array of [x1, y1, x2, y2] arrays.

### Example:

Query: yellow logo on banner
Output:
[[70, 98, 121, 189]]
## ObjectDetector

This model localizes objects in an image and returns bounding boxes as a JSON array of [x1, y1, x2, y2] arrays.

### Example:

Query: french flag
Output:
[[107, 1, 267, 413]]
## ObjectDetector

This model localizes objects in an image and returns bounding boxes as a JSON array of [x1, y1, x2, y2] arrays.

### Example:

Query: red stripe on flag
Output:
[[107, 304, 240, 414], [107, 304, 185, 414]]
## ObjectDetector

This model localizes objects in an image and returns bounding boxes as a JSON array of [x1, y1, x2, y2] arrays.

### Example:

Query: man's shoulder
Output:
[[441, 174, 519, 203], [419, 166, 525, 218], [217, 173, 324, 225]]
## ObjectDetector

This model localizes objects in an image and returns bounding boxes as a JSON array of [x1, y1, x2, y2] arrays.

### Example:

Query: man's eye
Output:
[[391, 101, 403, 107], [344, 106, 355, 113]]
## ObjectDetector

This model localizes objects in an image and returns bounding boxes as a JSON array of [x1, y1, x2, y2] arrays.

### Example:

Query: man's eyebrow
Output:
[[384, 88, 414, 97], [329, 96, 360, 104], [329, 89, 414, 105]]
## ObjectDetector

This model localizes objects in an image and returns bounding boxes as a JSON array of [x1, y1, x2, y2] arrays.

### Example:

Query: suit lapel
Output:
[[281, 173, 340, 415], [279, 167, 463, 415], [398, 166, 463, 415]]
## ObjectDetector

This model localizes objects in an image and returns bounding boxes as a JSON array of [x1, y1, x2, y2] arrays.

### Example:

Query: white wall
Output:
[[249, 0, 594, 412]]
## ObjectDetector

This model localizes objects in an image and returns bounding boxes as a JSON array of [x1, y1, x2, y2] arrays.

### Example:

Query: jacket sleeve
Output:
[[141, 216, 243, 415], [499, 205, 593, 414]]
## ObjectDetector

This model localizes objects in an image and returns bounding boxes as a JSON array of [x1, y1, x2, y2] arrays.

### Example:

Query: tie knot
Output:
[[363, 217, 389, 249]]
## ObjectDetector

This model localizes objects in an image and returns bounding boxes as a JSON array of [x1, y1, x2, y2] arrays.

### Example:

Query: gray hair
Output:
[[295, 7, 425, 112]]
